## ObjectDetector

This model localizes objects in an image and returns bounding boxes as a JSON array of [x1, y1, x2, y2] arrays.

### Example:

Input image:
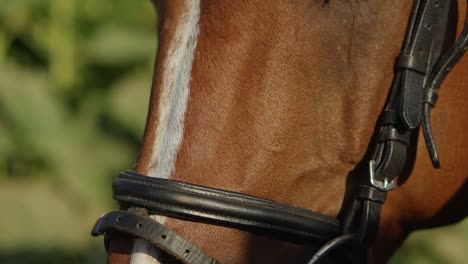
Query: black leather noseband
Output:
[[111, 170, 341, 242], [92, 0, 468, 263]]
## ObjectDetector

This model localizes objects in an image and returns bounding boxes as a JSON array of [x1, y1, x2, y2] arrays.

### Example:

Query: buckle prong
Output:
[[368, 160, 396, 191]]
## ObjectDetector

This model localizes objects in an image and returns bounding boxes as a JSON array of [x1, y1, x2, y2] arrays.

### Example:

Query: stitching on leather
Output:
[[118, 174, 337, 224], [114, 194, 336, 239], [117, 175, 339, 226], [118, 176, 308, 217]]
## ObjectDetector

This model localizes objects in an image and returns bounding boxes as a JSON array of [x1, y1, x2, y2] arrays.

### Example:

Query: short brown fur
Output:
[[108, 0, 468, 263]]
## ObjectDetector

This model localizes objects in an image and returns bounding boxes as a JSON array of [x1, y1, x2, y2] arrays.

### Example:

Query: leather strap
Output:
[[113, 170, 341, 243], [422, 1, 468, 168], [91, 210, 220, 264], [338, 0, 455, 254], [397, 0, 450, 129]]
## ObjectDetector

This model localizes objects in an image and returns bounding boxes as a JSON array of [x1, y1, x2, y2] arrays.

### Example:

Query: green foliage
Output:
[[0, 1, 466, 263], [391, 222, 468, 264], [0, 0, 156, 262]]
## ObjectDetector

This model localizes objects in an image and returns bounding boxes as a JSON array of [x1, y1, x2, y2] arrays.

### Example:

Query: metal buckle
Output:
[[368, 160, 396, 191]]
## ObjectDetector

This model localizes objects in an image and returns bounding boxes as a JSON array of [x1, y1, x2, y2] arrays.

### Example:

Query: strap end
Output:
[[91, 214, 107, 237]]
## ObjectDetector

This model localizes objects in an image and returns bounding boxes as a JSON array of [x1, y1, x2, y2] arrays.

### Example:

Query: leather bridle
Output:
[[92, 1, 468, 263]]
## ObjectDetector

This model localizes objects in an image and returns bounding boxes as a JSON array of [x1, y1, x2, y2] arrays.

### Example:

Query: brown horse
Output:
[[99, 0, 468, 263]]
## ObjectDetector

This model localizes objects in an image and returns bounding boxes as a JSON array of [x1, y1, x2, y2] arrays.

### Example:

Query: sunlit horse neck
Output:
[[107, 0, 468, 263]]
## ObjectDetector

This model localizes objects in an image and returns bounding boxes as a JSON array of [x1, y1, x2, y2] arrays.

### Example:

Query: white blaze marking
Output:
[[148, 0, 201, 180], [130, 0, 200, 263]]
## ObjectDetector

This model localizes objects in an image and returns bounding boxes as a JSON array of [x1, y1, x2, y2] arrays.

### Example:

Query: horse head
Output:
[[94, 1, 468, 263]]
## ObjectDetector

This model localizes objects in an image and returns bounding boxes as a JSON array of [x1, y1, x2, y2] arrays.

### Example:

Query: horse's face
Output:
[[104, 0, 468, 263]]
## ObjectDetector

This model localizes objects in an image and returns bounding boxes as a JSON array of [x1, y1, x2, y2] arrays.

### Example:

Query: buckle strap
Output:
[[398, 0, 451, 129], [91, 210, 220, 264]]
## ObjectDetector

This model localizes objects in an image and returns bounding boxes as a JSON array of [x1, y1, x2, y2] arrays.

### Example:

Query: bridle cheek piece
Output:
[[91, 1, 468, 263]]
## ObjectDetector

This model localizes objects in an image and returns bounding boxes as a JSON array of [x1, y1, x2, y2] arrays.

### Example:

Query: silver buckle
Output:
[[368, 160, 396, 191]]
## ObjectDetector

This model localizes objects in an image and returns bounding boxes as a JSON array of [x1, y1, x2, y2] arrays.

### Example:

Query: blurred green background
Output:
[[0, 1, 466, 263]]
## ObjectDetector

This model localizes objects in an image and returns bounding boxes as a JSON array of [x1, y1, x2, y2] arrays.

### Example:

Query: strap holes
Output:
[[161, 234, 167, 239], [418, 48, 424, 54], [185, 249, 191, 254], [425, 24, 432, 30], [137, 223, 143, 228], [434, 2, 440, 7], [116, 216, 121, 222]]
